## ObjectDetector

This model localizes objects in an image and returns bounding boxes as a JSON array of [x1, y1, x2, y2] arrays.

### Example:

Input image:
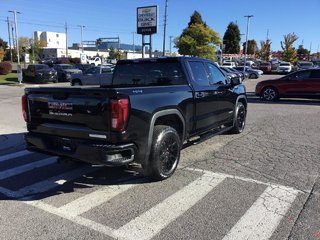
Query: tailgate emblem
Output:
[[48, 102, 73, 111], [48, 102, 73, 116]]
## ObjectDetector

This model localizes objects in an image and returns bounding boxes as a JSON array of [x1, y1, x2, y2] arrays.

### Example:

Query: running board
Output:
[[183, 126, 232, 148]]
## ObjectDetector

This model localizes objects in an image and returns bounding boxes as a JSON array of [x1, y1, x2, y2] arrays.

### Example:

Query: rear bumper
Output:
[[25, 133, 137, 166]]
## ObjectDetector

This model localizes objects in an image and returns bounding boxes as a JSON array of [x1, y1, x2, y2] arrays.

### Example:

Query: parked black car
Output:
[[22, 64, 58, 83], [53, 64, 82, 82]]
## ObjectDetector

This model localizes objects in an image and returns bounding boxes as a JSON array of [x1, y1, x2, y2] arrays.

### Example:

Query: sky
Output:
[[1, 0, 320, 53]]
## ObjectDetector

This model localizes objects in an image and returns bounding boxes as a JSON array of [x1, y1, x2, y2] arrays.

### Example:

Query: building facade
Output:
[[34, 31, 67, 49]]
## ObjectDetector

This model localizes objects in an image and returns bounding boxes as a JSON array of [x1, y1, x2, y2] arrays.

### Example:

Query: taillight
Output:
[[21, 95, 27, 122], [111, 98, 129, 132]]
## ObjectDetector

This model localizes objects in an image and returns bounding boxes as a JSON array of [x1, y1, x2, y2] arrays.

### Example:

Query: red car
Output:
[[255, 69, 320, 101]]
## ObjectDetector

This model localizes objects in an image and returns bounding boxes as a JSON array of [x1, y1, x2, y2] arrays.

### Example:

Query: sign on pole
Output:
[[137, 6, 158, 35]]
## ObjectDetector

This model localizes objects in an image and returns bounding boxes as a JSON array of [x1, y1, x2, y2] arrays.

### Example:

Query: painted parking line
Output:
[[58, 179, 145, 217], [222, 186, 299, 240], [12, 167, 300, 240], [0, 150, 32, 163], [0, 157, 56, 180], [114, 173, 226, 240], [25, 200, 118, 239]]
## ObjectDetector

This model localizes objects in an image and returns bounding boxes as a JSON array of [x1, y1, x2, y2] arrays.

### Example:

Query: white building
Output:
[[34, 31, 66, 49]]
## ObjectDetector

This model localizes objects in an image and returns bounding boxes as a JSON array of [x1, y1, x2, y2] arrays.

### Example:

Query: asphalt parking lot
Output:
[[0, 74, 319, 240]]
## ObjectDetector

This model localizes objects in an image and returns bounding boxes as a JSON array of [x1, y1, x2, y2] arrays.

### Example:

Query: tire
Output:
[[144, 125, 181, 181], [230, 102, 246, 134], [72, 80, 82, 86], [261, 87, 278, 101], [249, 73, 257, 79]]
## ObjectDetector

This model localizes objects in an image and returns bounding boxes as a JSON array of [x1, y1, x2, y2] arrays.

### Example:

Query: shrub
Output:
[[56, 57, 70, 64], [69, 58, 81, 64], [0, 61, 12, 75]]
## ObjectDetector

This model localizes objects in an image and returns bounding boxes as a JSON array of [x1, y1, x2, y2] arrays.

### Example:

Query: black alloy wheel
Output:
[[145, 125, 181, 181], [230, 102, 246, 134]]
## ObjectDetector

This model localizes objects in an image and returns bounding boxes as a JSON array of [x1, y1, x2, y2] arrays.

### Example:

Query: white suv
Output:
[[277, 62, 292, 73]]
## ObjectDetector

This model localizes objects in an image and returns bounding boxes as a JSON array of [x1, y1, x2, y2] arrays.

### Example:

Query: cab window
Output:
[[188, 61, 210, 86], [206, 63, 226, 85]]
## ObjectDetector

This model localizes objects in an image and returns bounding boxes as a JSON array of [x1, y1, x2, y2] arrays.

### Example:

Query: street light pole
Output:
[[169, 35, 173, 56], [244, 15, 253, 74], [132, 32, 135, 58], [78, 25, 85, 52], [9, 10, 22, 83]]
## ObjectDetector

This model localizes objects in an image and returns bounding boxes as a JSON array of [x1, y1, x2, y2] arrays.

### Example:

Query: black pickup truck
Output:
[[22, 57, 247, 180]]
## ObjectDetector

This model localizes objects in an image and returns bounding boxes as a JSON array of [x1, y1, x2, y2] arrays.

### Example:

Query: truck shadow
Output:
[[0, 132, 146, 201]]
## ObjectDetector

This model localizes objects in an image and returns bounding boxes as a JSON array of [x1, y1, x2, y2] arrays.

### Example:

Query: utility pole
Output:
[[78, 25, 85, 52], [6, 17, 13, 62], [309, 42, 312, 60], [9, 10, 22, 83], [65, 22, 68, 57], [162, 0, 168, 56], [169, 35, 173, 56], [132, 32, 135, 58], [243, 15, 253, 74]]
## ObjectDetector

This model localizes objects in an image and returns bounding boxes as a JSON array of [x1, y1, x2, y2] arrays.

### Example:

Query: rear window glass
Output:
[[112, 62, 186, 86]]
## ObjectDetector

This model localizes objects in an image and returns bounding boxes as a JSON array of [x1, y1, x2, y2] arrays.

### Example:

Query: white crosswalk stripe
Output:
[[58, 178, 145, 217], [0, 150, 32, 163], [0, 150, 301, 240], [222, 186, 299, 240], [114, 172, 226, 240], [0, 157, 56, 180]]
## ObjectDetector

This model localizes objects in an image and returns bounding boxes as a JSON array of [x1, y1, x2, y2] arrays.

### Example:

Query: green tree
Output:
[[175, 11, 221, 61], [281, 33, 298, 63], [296, 45, 309, 60], [0, 38, 8, 62], [223, 22, 240, 54], [257, 39, 271, 61], [242, 40, 258, 55], [0, 38, 8, 50], [188, 10, 205, 27], [108, 47, 121, 60]]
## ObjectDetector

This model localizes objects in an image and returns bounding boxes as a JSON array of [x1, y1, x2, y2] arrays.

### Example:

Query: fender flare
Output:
[[143, 109, 186, 165], [233, 95, 247, 126]]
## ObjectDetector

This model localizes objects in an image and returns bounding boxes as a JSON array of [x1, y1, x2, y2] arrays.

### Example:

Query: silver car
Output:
[[71, 66, 113, 86]]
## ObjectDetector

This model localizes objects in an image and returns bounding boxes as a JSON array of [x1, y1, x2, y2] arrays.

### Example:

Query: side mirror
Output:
[[231, 77, 241, 85]]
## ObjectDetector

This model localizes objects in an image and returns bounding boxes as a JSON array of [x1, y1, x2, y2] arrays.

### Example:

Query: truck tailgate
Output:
[[25, 87, 117, 140]]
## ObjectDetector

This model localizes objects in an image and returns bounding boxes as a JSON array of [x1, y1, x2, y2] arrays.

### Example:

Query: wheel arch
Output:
[[143, 109, 186, 166], [233, 95, 247, 126]]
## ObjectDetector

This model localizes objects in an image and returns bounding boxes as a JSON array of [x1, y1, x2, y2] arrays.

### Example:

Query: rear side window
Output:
[[113, 62, 186, 86], [188, 61, 210, 86]]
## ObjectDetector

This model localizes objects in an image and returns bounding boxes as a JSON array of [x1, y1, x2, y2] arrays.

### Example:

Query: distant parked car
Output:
[[277, 62, 292, 73], [255, 69, 320, 101], [53, 64, 82, 82], [75, 63, 92, 72], [71, 66, 113, 86], [259, 62, 272, 74], [234, 66, 263, 79], [22, 64, 57, 83], [221, 61, 236, 68], [296, 61, 314, 71], [220, 67, 238, 81], [228, 67, 248, 80]]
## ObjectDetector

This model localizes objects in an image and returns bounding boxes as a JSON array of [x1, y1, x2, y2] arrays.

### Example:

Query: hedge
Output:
[[0, 61, 12, 75]]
